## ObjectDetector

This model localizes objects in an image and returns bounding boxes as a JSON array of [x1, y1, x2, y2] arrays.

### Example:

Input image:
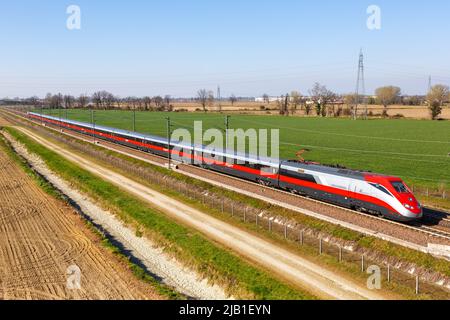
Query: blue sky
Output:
[[0, 0, 449, 98]]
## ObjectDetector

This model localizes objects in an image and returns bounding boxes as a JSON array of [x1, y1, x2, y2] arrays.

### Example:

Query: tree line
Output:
[[15, 83, 450, 120], [259, 83, 449, 120], [25, 91, 175, 112]]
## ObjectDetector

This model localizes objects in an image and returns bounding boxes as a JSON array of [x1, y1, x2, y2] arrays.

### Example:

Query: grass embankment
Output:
[[39, 108, 450, 192], [0, 132, 181, 300], [3, 126, 316, 300]]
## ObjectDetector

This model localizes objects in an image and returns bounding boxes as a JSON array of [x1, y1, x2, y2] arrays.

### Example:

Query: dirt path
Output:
[[13, 126, 391, 300], [0, 137, 162, 300]]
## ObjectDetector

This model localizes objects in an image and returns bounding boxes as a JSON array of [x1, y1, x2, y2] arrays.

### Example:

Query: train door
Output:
[[349, 181, 370, 210], [348, 182, 360, 208]]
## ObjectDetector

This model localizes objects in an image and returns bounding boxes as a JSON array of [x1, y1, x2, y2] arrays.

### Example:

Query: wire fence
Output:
[[15, 118, 450, 300], [411, 185, 448, 200]]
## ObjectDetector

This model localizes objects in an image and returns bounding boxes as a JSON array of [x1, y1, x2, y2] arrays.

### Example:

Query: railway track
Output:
[[3, 109, 450, 248]]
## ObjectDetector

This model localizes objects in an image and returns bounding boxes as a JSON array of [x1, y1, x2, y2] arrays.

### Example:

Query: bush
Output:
[[429, 101, 442, 120]]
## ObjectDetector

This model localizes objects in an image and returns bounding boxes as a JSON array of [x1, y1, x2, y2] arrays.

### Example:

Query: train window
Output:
[[369, 183, 393, 197], [391, 181, 408, 193], [245, 162, 267, 170], [280, 169, 316, 184]]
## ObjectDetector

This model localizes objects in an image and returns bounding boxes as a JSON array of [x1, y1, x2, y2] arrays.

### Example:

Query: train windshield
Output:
[[391, 181, 409, 193]]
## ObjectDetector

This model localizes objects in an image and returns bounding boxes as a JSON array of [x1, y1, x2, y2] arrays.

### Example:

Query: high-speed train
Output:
[[27, 112, 423, 222]]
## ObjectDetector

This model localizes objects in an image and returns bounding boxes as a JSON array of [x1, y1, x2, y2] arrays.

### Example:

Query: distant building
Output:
[[255, 96, 297, 103]]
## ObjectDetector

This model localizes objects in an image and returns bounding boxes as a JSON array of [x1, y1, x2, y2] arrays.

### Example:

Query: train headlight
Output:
[[404, 203, 412, 209]]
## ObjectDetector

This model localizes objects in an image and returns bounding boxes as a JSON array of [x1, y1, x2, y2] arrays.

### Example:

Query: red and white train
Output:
[[28, 112, 423, 222]]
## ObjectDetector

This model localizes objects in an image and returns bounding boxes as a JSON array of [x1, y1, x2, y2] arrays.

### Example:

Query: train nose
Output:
[[402, 201, 423, 218]]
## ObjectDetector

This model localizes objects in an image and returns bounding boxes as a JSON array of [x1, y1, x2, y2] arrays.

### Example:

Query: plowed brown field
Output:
[[0, 141, 163, 300]]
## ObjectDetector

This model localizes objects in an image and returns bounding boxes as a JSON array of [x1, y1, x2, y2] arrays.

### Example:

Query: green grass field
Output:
[[38, 109, 450, 190]]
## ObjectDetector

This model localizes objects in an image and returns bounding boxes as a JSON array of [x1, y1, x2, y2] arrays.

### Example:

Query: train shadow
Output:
[[414, 207, 449, 227]]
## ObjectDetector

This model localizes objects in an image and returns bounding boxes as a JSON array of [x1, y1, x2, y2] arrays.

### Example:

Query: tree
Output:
[[276, 95, 284, 115], [125, 96, 138, 110], [63, 95, 75, 109], [28, 96, 40, 109], [276, 94, 290, 116], [229, 94, 237, 106], [61, 95, 72, 118], [153, 96, 163, 109], [427, 84, 449, 120], [92, 92, 103, 109], [50, 93, 63, 109], [197, 89, 209, 112], [207, 91, 215, 110], [115, 96, 122, 109], [304, 100, 313, 116], [309, 83, 336, 117], [100, 91, 116, 109], [344, 93, 357, 117], [290, 91, 301, 115], [77, 94, 88, 109], [284, 94, 290, 116], [143, 96, 152, 110], [375, 86, 401, 118], [44, 93, 53, 108], [164, 95, 173, 111]]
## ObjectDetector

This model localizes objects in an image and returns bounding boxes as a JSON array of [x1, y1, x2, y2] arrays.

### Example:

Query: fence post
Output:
[[426, 188, 429, 197], [256, 214, 258, 227], [361, 255, 365, 272], [338, 246, 342, 262], [284, 224, 288, 239], [244, 208, 247, 222], [319, 238, 323, 255], [269, 219, 272, 232], [231, 204, 234, 217], [443, 190, 446, 200], [387, 264, 391, 283], [416, 275, 419, 295]]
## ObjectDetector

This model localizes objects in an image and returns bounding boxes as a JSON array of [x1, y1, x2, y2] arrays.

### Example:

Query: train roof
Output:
[[280, 160, 369, 180]]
